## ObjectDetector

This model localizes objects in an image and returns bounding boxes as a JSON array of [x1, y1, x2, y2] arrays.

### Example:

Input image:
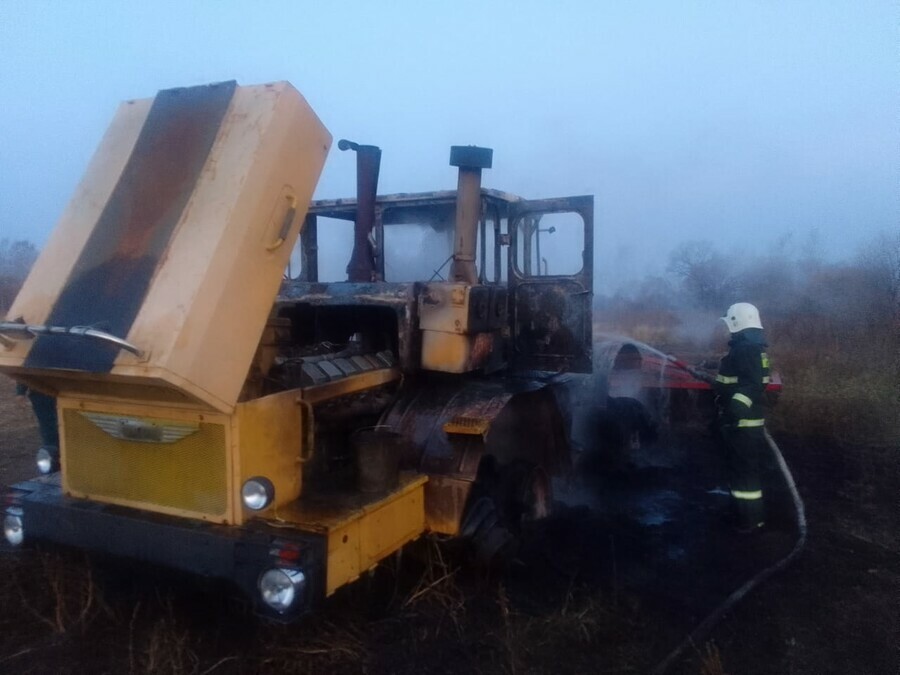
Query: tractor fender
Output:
[[380, 375, 573, 535]]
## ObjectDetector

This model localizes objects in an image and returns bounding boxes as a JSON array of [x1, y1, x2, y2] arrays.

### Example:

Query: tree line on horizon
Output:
[[600, 230, 899, 340], [3, 231, 899, 337]]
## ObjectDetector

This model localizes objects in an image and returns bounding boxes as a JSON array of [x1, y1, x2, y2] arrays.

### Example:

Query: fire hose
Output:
[[651, 359, 808, 674]]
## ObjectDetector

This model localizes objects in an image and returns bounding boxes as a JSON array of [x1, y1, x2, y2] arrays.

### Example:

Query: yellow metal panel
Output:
[[272, 474, 426, 532], [269, 475, 428, 596], [233, 389, 304, 524], [324, 483, 425, 595], [442, 415, 490, 436], [358, 483, 425, 569], [326, 522, 361, 596], [61, 398, 232, 522], [3, 369, 203, 408]]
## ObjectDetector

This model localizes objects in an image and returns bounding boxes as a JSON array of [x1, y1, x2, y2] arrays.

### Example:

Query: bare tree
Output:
[[666, 240, 737, 310], [855, 230, 900, 318], [855, 231, 900, 392]]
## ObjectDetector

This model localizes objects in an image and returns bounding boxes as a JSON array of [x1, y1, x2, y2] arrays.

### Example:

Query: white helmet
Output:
[[722, 302, 763, 333]]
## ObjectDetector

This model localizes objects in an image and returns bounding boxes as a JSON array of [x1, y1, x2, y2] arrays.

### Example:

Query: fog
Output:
[[1, 1, 896, 293]]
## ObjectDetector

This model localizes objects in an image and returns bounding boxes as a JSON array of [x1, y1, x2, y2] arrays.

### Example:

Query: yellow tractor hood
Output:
[[0, 81, 331, 412]]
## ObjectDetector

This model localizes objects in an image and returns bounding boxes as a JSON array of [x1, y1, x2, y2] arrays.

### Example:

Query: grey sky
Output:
[[1, 1, 896, 291]]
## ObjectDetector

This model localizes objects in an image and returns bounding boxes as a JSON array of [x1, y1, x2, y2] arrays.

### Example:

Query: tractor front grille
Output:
[[63, 408, 229, 521]]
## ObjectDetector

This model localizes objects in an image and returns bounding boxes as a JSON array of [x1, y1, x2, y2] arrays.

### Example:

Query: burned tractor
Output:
[[0, 81, 596, 619]]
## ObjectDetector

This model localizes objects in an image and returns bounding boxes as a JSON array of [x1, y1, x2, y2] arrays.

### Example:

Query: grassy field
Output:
[[0, 237, 897, 673]]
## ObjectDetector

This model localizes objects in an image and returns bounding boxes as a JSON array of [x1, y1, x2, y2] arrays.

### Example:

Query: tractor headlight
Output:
[[3, 508, 23, 546], [258, 567, 306, 612], [36, 447, 56, 475], [241, 477, 275, 511]]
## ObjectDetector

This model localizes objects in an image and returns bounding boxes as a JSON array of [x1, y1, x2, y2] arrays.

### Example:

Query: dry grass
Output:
[[402, 538, 465, 617], [257, 619, 370, 675], [766, 311, 899, 448], [769, 361, 898, 447], [14, 552, 110, 636], [130, 595, 200, 675], [485, 581, 646, 675], [697, 641, 726, 675]]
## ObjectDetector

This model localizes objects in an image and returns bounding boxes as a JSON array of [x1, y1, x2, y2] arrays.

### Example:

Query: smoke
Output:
[[596, 228, 900, 355]]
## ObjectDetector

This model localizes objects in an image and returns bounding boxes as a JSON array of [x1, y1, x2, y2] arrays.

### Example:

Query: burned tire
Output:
[[497, 459, 553, 525], [460, 496, 516, 567], [591, 396, 659, 470], [519, 463, 553, 522], [460, 458, 553, 567]]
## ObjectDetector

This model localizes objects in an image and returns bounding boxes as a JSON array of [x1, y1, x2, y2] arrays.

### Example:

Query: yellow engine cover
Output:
[[1, 81, 331, 414]]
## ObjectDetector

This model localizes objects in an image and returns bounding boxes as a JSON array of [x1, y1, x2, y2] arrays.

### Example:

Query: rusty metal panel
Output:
[[277, 282, 419, 372], [422, 474, 471, 535], [418, 283, 503, 334], [299, 368, 401, 404], [307, 188, 519, 224], [381, 376, 575, 534], [508, 195, 594, 374], [511, 279, 592, 372], [381, 375, 548, 475]]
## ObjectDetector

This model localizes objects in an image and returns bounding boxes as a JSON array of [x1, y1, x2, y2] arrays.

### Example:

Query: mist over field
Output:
[[0, 5, 898, 673], [1, 1, 896, 293]]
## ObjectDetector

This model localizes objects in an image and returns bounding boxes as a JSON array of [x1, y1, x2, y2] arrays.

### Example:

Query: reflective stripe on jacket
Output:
[[715, 328, 769, 428]]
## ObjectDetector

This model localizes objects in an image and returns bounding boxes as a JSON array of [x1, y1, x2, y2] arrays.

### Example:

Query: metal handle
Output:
[[266, 195, 298, 251], [297, 397, 315, 463], [0, 322, 144, 357]]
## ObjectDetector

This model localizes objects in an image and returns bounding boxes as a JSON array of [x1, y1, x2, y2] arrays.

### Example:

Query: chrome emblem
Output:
[[80, 412, 199, 444]]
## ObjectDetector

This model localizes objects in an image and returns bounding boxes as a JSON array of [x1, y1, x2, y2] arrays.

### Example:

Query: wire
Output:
[[650, 429, 808, 674], [429, 254, 454, 282]]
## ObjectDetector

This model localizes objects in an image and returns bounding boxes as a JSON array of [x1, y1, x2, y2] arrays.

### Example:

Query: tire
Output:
[[460, 458, 553, 567]]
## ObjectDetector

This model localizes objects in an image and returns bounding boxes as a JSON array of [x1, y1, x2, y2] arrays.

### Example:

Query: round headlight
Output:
[[258, 568, 306, 612], [3, 510, 23, 546], [36, 447, 56, 475], [242, 477, 275, 511]]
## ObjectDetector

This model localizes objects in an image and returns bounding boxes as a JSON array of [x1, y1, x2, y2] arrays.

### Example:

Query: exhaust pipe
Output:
[[339, 139, 381, 282], [449, 146, 492, 285]]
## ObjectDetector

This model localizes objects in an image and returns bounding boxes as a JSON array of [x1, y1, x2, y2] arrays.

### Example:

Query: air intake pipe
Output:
[[339, 139, 381, 282], [449, 146, 492, 286]]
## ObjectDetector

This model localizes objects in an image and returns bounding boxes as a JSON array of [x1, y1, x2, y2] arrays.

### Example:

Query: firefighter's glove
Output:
[[715, 411, 733, 437]]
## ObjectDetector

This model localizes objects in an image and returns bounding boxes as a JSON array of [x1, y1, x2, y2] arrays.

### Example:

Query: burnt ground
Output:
[[0, 383, 898, 674]]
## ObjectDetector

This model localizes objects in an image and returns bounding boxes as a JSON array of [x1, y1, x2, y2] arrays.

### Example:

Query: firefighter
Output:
[[715, 302, 770, 533]]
